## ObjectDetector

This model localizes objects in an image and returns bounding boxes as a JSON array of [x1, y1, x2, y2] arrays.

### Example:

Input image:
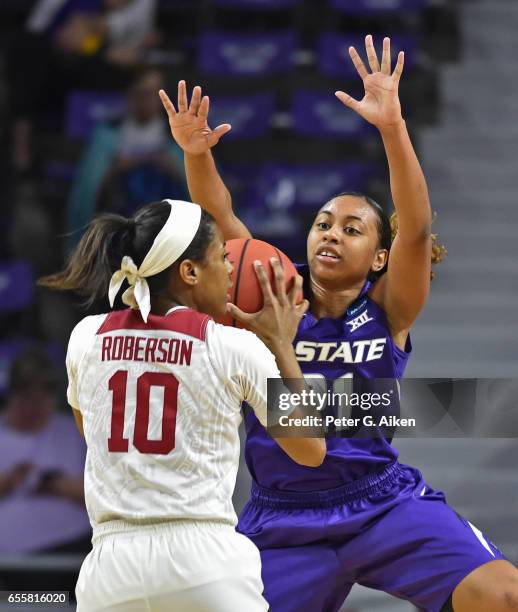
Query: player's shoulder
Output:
[[67, 313, 109, 368], [97, 307, 211, 341], [206, 321, 276, 374], [206, 319, 263, 352], [70, 313, 109, 345]]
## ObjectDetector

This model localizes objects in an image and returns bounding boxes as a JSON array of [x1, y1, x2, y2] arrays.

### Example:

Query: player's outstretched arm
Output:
[[229, 259, 326, 468], [159, 82, 251, 240], [336, 35, 432, 334]]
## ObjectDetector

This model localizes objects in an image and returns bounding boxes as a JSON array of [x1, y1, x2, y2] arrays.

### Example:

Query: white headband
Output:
[[108, 199, 202, 322]]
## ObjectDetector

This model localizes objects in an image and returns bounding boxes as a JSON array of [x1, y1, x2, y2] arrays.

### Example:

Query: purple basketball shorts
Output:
[[237, 462, 505, 612]]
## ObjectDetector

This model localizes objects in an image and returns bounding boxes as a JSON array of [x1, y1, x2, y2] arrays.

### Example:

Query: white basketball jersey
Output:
[[66, 306, 279, 532]]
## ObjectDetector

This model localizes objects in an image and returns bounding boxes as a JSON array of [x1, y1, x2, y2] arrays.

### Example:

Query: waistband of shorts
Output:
[[92, 518, 234, 543], [250, 462, 405, 509]]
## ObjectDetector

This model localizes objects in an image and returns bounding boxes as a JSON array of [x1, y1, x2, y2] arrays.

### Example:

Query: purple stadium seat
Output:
[[198, 31, 296, 76], [245, 161, 379, 213], [66, 91, 125, 140], [209, 94, 275, 139], [293, 91, 375, 139], [0, 261, 34, 315], [221, 164, 258, 193], [209, 0, 297, 8], [241, 165, 300, 237], [330, 0, 426, 15], [318, 32, 418, 78]]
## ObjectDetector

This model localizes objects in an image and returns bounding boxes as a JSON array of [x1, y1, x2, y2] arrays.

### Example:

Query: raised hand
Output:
[[335, 35, 404, 130], [227, 259, 309, 351], [159, 81, 232, 156]]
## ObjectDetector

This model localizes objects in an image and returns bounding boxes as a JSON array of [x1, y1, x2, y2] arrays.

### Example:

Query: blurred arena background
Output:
[[0, 0, 516, 610]]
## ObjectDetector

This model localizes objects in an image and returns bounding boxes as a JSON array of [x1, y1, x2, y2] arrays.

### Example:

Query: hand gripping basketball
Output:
[[227, 258, 309, 350]]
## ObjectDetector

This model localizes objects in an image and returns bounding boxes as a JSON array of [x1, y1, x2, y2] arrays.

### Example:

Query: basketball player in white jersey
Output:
[[40, 199, 325, 611]]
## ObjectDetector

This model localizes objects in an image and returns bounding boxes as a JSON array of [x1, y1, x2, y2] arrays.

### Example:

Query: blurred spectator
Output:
[[67, 68, 187, 241], [9, 0, 158, 173], [28, 0, 158, 62], [0, 349, 90, 555], [8, 182, 56, 276]]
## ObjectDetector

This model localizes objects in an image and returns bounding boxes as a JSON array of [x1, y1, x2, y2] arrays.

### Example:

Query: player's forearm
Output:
[[185, 150, 230, 212], [269, 341, 307, 392], [185, 151, 251, 240], [269, 344, 326, 466], [379, 120, 432, 239]]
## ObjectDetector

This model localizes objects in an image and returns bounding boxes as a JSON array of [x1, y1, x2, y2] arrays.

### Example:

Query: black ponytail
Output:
[[39, 201, 217, 306]]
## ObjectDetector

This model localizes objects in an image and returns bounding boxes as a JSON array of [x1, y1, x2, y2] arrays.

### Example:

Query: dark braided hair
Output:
[[39, 201, 216, 307]]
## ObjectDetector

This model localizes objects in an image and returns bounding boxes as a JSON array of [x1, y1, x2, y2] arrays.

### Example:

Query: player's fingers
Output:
[[288, 274, 303, 306], [393, 51, 405, 83], [381, 37, 391, 75], [198, 95, 210, 120], [335, 91, 362, 114], [206, 124, 232, 148], [189, 85, 202, 115], [365, 34, 380, 73], [348, 46, 368, 80], [177, 80, 188, 112], [159, 89, 176, 117], [213, 123, 232, 139], [226, 302, 254, 323], [296, 299, 310, 317], [254, 261, 275, 306], [270, 258, 288, 306]]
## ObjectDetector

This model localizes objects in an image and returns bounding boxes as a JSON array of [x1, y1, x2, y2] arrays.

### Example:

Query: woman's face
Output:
[[128, 72, 164, 123], [306, 195, 388, 288], [8, 385, 55, 432], [190, 228, 233, 318]]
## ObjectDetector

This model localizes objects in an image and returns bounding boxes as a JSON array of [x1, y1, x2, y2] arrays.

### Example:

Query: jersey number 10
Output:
[[108, 370, 179, 454]]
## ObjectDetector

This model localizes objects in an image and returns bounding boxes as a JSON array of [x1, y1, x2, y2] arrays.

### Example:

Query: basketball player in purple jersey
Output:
[[159, 36, 518, 612]]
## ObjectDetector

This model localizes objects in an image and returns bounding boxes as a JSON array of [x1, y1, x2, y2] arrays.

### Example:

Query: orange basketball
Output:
[[215, 238, 303, 329]]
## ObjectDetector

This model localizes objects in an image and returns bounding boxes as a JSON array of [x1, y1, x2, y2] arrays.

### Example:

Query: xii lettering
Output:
[[346, 310, 374, 332]]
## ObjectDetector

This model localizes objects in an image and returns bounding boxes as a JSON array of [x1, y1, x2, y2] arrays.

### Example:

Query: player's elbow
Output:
[[296, 439, 326, 467], [275, 437, 326, 467]]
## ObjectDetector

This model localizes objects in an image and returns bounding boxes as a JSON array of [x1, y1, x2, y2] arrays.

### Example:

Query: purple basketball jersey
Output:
[[244, 264, 412, 491]]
